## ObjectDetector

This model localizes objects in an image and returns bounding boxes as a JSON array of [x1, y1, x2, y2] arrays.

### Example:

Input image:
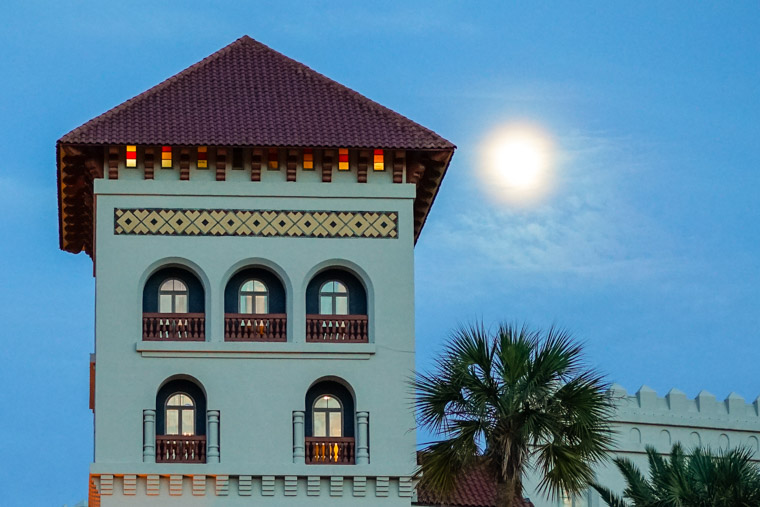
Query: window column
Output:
[[293, 410, 305, 464], [143, 409, 156, 462], [207, 410, 220, 463], [357, 411, 369, 464]]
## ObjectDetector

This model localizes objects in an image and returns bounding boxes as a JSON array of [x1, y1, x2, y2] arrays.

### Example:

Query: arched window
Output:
[[304, 380, 356, 464], [305, 380, 354, 438], [159, 278, 188, 313], [165, 393, 195, 436], [143, 267, 204, 314], [305, 268, 366, 316], [155, 379, 207, 464], [239, 279, 268, 314], [156, 379, 206, 437], [306, 270, 367, 342], [313, 395, 343, 437], [320, 281, 348, 315]]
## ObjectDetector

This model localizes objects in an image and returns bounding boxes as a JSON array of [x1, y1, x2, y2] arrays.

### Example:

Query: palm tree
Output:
[[591, 443, 760, 507], [414, 323, 614, 507]]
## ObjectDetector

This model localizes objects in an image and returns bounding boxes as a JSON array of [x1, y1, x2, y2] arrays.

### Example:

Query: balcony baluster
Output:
[[305, 436, 355, 464], [305, 315, 368, 343], [224, 313, 287, 341], [142, 313, 205, 341], [155, 435, 207, 463]]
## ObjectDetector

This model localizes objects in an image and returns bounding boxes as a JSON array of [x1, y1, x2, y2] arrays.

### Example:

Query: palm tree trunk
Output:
[[496, 448, 524, 507], [495, 478, 521, 507]]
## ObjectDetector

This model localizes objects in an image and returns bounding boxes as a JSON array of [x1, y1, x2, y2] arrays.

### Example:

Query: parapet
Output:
[[608, 384, 760, 432]]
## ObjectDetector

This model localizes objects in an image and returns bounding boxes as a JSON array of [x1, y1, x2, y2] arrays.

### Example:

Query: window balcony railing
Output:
[[305, 437, 355, 464], [305, 315, 368, 343], [142, 313, 205, 341], [224, 313, 287, 342], [155, 435, 206, 463]]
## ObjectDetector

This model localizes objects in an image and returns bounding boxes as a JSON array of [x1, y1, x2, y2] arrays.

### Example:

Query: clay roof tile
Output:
[[415, 461, 535, 507], [59, 35, 455, 150]]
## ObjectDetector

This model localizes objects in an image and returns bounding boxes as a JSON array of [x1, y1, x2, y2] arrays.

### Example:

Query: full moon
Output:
[[479, 124, 554, 203]]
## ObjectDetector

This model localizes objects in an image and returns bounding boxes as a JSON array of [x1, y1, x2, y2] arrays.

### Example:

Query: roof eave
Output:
[[414, 147, 455, 244]]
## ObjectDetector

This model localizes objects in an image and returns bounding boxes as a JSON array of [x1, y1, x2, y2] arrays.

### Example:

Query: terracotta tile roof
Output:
[[59, 35, 454, 150], [415, 465, 535, 507], [57, 36, 454, 256]]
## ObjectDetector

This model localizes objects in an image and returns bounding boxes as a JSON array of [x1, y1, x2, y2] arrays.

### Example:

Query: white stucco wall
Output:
[[90, 159, 419, 505]]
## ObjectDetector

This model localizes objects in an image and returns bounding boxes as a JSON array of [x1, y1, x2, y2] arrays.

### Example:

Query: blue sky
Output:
[[1, 1, 758, 505]]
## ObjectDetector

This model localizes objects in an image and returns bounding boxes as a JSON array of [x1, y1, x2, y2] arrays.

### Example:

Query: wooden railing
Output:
[[156, 435, 206, 463], [142, 313, 205, 341], [224, 313, 287, 342], [305, 437, 355, 464], [305, 315, 368, 343]]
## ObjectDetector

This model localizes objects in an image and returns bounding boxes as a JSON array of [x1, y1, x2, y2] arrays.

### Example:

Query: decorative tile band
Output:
[[114, 208, 398, 239]]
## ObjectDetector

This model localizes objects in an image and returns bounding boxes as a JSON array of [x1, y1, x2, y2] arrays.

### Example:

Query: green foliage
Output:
[[414, 323, 614, 505], [591, 443, 760, 507]]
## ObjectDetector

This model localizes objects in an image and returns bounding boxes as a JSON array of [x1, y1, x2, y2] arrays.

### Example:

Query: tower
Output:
[[57, 36, 454, 506]]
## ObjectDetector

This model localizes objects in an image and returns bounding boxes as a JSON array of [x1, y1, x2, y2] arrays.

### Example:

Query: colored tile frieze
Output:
[[114, 208, 399, 238]]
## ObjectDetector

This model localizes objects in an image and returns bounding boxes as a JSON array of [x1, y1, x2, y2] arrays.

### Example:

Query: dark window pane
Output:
[[255, 295, 267, 314], [240, 295, 253, 314], [175, 295, 188, 313], [314, 412, 326, 437], [335, 296, 348, 315], [166, 410, 178, 435], [159, 294, 172, 313], [329, 412, 342, 437], [320, 296, 332, 315], [182, 410, 195, 436]]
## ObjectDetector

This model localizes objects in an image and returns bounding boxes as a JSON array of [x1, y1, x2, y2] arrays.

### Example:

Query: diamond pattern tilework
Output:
[[114, 209, 398, 239]]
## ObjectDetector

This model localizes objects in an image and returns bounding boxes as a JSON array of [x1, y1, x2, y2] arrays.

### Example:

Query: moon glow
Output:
[[479, 124, 554, 204]]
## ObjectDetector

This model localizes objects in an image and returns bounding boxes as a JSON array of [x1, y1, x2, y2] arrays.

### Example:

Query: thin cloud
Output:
[[436, 80, 586, 104], [424, 130, 690, 283]]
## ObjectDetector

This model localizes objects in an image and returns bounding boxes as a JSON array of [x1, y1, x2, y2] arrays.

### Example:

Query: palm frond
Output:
[[413, 322, 614, 505], [614, 456, 657, 506], [595, 443, 760, 506], [590, 481, 632, 507], [416, 432, 479, 497]]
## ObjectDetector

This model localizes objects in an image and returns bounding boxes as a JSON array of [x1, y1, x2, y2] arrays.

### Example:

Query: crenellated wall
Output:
[[608, 384, 760, 458], [524, 385, 760, 507]]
